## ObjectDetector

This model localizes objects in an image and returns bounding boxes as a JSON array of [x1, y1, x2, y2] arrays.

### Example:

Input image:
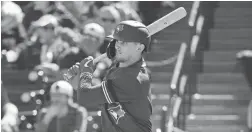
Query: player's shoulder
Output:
[[113, 67, 138, 79], [115, 66, 150, 84], [109, 60, 150, 81]]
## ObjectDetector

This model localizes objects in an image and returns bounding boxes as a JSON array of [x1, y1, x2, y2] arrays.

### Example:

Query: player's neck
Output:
[[119, 55, 142, 68]]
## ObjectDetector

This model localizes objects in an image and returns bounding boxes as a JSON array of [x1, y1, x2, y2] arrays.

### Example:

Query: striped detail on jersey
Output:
[[101, 81, 113, 104]]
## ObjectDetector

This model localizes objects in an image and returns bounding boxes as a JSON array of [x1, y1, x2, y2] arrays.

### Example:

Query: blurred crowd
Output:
[[1, 1, 175, 81], [1, 1, 142, 70], [1, 1, 175, 132]]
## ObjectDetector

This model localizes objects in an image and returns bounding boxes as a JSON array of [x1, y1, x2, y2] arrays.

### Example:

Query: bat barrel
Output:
[[147, 7, 187, 37]]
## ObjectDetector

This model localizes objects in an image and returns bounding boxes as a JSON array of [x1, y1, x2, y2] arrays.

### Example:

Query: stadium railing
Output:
[[160, 1, 207, 132]]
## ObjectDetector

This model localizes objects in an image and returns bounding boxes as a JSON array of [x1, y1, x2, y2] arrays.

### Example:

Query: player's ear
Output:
[[135, 43, 145, 53], [137, 43, 145, 53]]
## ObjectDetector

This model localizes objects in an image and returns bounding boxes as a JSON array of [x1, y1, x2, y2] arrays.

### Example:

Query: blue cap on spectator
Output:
[[106, 20, 151, 51]]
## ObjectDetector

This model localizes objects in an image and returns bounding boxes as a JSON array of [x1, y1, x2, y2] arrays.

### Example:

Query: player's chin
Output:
[[114, 55, 121, 61], [115, 54, 123, 62]]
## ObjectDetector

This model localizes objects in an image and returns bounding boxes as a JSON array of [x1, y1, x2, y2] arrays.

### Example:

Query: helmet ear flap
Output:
[[106, 39, 117, 59]]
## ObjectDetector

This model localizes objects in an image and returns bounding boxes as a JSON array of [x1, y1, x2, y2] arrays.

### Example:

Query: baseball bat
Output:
[[63, 7, 187, 80], [147, 7, 187, 37]]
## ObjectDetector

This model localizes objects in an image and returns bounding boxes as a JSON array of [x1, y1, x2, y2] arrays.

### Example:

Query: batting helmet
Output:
[[106, 20, 151, 52]]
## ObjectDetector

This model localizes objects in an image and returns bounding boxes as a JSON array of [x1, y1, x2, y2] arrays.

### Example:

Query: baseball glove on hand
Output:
[[79, 56, 95, 89]]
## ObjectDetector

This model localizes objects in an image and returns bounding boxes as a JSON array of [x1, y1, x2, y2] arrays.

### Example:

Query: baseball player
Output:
[[67, 20, 152, 132]]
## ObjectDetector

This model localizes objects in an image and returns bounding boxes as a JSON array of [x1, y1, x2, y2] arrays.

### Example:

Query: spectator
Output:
[[31, 14, 69, 64], [81, 23, 106, 56], [1, 82, 19, 132], [81, 23, 112, 84], [85, 1, 105, 19], [98, 6, 121, 36], [22, 1, 56, 30], [35, 80, 88, 132], [1, 32, 20, 65], [111, 2, 142, 22], [58, 1, 91, 24], [1, 1, 27, 68], [1, 1, 26, 46], [1, 1, 24, 33], [96, 5, 121, 56], [138, 1, 162, 25], [1, 32, 26, 69], [55, 27, 88, 69], [1, 32, 19, 51], [30, 63, 62, 104], [1, 32, 28, 69], [236, 50, 252, 132], [33, 1, 55, 14]]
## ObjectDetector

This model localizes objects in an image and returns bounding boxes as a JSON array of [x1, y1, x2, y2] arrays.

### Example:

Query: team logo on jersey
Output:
[[107, 104, 125, 124], [115, 25, 124, 34]]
